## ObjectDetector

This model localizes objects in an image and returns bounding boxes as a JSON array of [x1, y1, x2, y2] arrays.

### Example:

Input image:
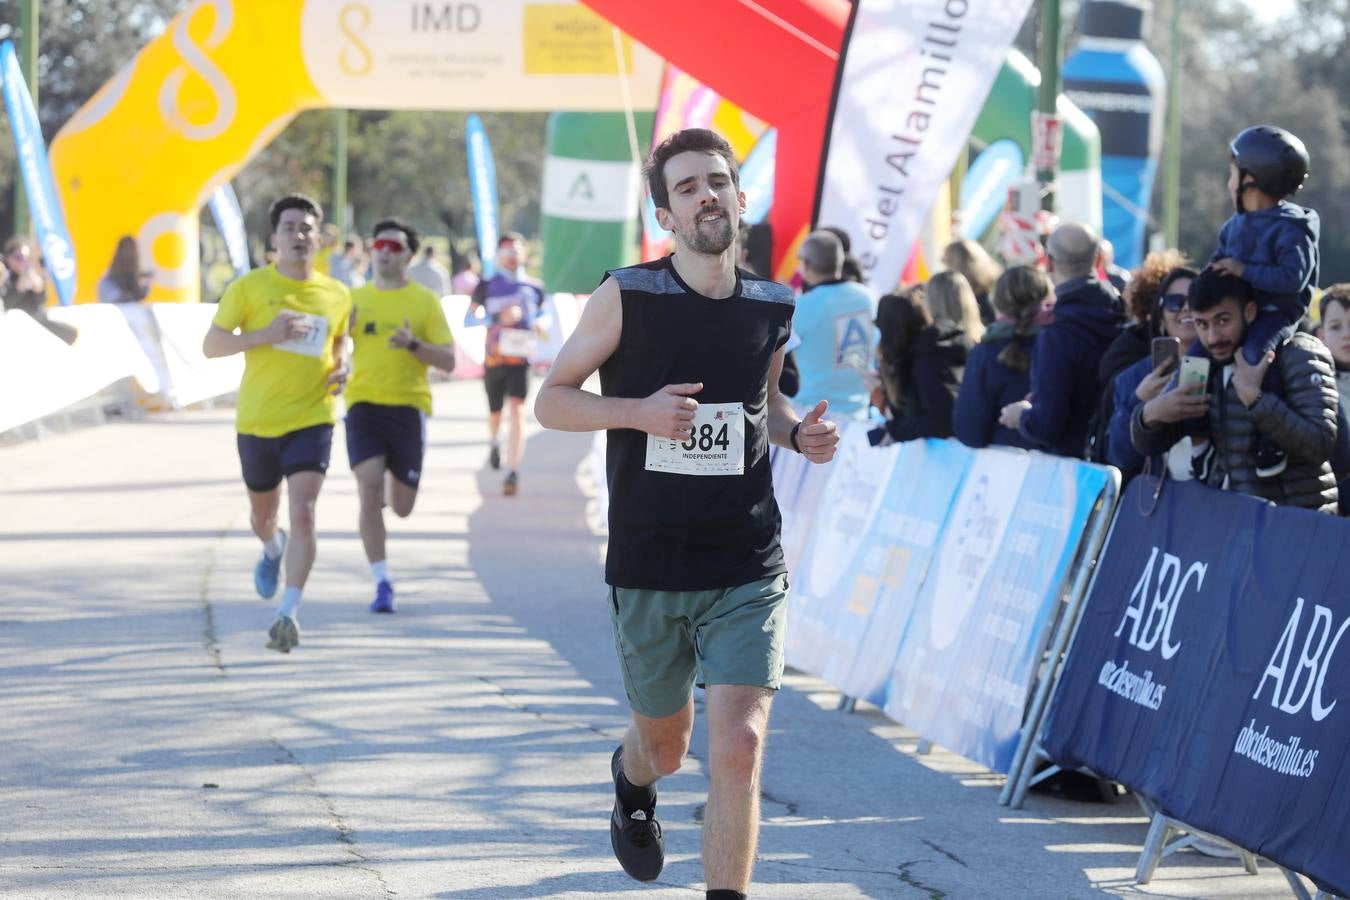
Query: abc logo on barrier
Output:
[[928, 453, 1026, 650], [1254, 597, 1350, 722], [1115, 546, 1205, 660]]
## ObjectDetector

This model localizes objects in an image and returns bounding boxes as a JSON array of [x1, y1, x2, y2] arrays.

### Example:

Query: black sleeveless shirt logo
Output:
[[598, 256, 795, 590]]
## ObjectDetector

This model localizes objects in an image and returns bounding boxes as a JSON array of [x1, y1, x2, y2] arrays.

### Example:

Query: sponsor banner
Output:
[[1042, 478, 1350, 896], [299, 0, 661, 111], [740, 128, 777, 225], [465, 114, 499, 278], [207, 182, 250, 276], [885, 451, 1111, 773], [541, 157, 640, 222], [0, 41, 78, 305], [825, 438, 971, 704], [786, 424, 901, 680], [815, 0, 1033, 292]]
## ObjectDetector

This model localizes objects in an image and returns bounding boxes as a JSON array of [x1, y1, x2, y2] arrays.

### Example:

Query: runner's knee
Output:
[[709, 725, 764, 783]]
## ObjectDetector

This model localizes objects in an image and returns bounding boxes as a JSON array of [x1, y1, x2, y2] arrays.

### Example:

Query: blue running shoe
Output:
[[254, 528, 286, 599], [370, 580, 395, 614]]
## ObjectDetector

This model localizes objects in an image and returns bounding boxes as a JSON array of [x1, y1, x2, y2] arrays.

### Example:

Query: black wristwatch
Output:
[[407, 339, 421, 353], [789, 422, 803, 453]]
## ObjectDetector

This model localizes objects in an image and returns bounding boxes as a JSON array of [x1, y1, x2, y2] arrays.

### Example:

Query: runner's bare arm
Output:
[[767, 346, 839, 463], [202, 311, 304, 358], [766, 347, 798, 449], [535, 278, 699, 439]]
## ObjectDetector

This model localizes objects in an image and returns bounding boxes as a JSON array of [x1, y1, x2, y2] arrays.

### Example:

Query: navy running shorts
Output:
[[483, 363, 529, 413], [345, 401, 427, 488], [237, 423, 333, 493]]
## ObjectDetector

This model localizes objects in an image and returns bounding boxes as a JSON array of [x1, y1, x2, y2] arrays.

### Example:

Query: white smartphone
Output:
[[1179, 355, 1210, 391]]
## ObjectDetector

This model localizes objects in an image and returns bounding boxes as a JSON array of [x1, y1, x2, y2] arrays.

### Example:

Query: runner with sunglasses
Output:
[[345, 218, 456, 613]]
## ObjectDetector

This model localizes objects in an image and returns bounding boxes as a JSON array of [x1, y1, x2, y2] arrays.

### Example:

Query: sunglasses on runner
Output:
[[372, 238, 407, 253]]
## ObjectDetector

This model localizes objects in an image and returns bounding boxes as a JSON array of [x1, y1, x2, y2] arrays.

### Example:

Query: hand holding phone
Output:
[[1151, 337, 1181, 375], [1179, 355, 1210, 392]]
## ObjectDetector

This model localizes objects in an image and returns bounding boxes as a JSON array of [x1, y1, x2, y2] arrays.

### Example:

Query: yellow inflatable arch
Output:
[[51, 0, 662, 303]]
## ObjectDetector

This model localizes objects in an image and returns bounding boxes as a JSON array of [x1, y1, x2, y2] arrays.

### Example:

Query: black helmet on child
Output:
[[1229, 125, 1310, 199]]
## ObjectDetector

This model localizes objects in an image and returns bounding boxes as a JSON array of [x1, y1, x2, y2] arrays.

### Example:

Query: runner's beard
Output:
[[686, 214, 735, 255]]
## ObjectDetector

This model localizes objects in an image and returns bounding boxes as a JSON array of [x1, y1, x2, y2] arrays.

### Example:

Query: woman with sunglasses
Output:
[[1104, 263, 1201, 480]]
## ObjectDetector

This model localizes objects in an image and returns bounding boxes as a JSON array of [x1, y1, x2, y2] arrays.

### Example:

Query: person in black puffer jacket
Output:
[[872, 284, 970, 444], [1132, 270, 1337, 512]]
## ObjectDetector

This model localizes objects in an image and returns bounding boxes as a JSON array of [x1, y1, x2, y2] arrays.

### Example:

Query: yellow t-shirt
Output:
[[212, 265, 352, 438], [347, 280, 454, 414]]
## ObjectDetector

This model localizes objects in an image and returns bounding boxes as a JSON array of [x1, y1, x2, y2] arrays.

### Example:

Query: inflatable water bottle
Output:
[[540, 112, 652, 293], [1063, 0, 1165, 270]]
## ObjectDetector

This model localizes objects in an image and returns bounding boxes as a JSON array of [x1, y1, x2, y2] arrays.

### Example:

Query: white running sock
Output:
[[276, 586, 302, 619], [263, 531, 285, 560], [370, 560, 389, 585]]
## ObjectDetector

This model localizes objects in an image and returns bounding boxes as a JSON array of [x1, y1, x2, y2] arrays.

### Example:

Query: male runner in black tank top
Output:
[[536, 128, 839, 900]]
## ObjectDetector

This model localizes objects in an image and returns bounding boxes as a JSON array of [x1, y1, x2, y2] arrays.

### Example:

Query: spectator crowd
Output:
[[771, 125, 1348, 516]]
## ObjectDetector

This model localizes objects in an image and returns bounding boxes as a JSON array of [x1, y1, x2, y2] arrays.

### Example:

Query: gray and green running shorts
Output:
[[607, 573, 789, 719]]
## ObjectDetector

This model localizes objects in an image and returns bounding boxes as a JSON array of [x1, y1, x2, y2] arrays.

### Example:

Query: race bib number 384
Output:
[[645, 402, 745, 476]]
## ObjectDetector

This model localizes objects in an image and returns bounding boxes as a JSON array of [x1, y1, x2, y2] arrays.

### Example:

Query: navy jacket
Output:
[[1019, 277, 1124, 457], [954, 331, 1036, 450], [1106, 354, 1156, 478], [1212, 201, 1320, 315]]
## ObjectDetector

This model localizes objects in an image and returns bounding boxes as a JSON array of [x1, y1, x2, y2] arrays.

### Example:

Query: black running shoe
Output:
[[610, 746, 663, 882], [488, 444, 501, 470]]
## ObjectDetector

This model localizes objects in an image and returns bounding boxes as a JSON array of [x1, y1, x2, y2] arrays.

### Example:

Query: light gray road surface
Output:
[[0, 381, 1302, 898]]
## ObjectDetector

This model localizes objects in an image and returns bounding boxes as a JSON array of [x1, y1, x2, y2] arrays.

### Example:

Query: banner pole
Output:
[[14, 0, 36, 239], [1036, 0, 1063, 212]]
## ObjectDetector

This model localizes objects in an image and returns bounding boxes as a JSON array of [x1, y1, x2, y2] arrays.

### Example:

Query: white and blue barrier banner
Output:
[[787, 435, 969, 704], [465, 113, 500, 279], [780, 426, 1113, 773], [884, 450, 1111, 772], [1042, 478, 1350, 896], [0, 40, 76, 306], [207, 183, 251, 276]]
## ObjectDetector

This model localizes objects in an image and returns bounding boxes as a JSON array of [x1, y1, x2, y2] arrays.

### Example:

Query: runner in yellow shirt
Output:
[[202, 194, 352, 654], [346, 218, 455, 613]]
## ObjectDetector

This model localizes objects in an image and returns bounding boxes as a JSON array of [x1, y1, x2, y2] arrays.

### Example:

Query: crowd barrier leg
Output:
[[915, 739, 932, 756], [999, 475, 1122, 808], [1135, 813, 1258, 885], [1279, 867, 1348, 900], [835, 695, 857, 713]]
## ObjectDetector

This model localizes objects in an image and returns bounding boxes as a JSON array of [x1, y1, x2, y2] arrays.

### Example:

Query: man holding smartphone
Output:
[[1131, 269, 1338, 512]]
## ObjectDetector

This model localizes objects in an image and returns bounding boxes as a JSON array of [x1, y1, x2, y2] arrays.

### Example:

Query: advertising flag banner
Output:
[[207, 183, 250, 276], [815, 0, 1034, 291], [465, 114, 500, 278], [1, 40, 77, 305]]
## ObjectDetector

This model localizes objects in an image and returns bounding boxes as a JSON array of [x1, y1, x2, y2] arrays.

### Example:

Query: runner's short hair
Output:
[[643, 128, 739, 212], [269, 193, 323, 231]]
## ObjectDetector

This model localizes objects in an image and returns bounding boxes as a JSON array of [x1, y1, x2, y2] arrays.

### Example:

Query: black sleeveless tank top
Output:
[[599, 255, 795, 590]]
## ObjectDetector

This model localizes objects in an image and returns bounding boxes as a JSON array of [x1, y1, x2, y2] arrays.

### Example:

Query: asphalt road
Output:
[[0, 380, 1301, 898]]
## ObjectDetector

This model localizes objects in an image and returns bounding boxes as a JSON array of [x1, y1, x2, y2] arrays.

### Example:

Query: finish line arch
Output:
[[51, 0, 668, 303], [53, 0, 849, 303]]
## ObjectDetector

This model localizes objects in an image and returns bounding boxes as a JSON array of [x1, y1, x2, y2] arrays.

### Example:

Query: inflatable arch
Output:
[[51, 0, 668, 303], [56, 0, 1093, 302]]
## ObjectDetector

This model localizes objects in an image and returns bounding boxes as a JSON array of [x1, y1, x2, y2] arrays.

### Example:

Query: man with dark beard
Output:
[[535, 128, 839, 900]]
